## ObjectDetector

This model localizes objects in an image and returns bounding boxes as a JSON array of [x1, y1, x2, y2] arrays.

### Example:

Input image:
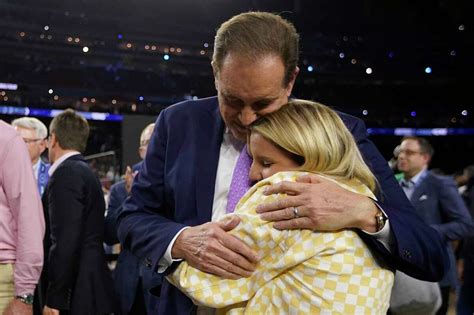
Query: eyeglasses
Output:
[[22, 138, 43, 144], [398, 149, 423, 156]]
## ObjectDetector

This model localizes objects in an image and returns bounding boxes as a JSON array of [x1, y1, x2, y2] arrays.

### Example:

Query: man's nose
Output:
[[239, 107, 258, 126]]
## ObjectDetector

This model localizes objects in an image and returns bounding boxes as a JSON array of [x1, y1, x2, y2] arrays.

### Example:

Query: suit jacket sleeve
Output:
[[104, 181, 127, 245], [117, 110, 187, 273], [46, 166, 85, 310], [430, 176, 474, 241], [348, 116, 448, 281]]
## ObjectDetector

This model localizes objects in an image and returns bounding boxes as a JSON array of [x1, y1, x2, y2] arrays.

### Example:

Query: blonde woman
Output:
[[168, 100, 394, 314]]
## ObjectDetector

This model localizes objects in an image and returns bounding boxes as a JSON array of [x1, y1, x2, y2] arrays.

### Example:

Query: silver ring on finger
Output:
[[293, 207, 299, 218]]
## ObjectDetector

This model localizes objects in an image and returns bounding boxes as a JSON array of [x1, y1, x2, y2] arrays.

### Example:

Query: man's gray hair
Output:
[[11, 117, 48, 139]]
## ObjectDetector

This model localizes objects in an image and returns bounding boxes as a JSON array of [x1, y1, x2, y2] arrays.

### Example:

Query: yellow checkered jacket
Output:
[[168, 171, 394, 314]]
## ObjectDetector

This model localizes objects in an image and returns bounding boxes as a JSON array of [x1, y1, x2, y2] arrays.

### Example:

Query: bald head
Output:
[[139, 123, 155, 160]]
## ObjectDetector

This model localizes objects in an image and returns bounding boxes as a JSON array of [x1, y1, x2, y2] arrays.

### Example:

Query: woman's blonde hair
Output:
[[250, 100, 378, 192]]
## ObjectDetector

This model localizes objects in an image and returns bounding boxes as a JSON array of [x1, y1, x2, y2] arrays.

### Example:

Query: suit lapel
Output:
[[194, 101, 225, 224]]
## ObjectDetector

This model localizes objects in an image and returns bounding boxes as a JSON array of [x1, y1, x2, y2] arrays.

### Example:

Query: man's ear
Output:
[[211, 61, 219, 91], [285, 66, 300, 97], [49, 133, 57, 147], [422, 153, 431, 165]]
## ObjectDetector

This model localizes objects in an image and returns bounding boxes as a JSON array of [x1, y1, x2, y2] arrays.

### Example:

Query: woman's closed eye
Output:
[[261, 160, 273, 167]]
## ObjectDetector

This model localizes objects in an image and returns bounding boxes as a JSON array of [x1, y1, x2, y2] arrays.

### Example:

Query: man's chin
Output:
[[230, 128, 247, 142]]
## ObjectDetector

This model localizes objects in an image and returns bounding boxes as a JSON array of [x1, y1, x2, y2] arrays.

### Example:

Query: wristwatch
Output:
[[375, 210, 387, 232], [16, 294, 34, 305]]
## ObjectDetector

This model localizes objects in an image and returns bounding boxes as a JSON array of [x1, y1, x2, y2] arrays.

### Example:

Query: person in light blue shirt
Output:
[[11, 117, 50, 196], [397, 136, 474, 315]]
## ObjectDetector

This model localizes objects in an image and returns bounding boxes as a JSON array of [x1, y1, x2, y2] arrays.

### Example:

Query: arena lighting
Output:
[[307, 65, 314, 72], [458, 24, 465, 31], [117, 34, 123, 39], [204, 43, 209, 48], [365, 67, 373, 74], [362, 110, 368, 116], [367, 128, 474, 136], [351, 59, 357, 64], [0, 83, 18, 90], [388, 51, 395, 58], [44, 25, 49, 31], [339, 52, 345, 59], [425, 67, 432, 74], [82, 46, 89, 53], [450, 50, 457, 56], [0, 106, 123, 121], [410, 111, 417, 117], [462, 110, 468, 116], [48, 89, 54, 94], [138, 96, 144, 101], [163, 54, 170, 61]]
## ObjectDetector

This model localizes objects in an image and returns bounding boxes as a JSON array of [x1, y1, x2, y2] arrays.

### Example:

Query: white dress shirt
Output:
[[400, 168, 427, 200], [32, 158, 41, 180], [48, 151, 81, 176]]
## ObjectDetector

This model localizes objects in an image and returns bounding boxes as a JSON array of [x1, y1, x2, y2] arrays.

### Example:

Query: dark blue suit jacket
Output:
[[118, 96, 448, 314], [407, 171, 473, 287], [105, 180, 161, 314]]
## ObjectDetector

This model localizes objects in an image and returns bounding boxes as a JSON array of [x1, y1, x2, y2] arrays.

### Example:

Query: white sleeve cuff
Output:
[[361, 206, 393, 253], [157, 226, 190, 273]]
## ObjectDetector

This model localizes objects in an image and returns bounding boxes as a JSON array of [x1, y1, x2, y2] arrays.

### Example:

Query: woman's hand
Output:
[[256, 174, 379, 232]]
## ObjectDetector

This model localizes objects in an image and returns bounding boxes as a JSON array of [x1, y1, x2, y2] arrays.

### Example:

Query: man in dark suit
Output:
[[41, 109, 116, 315], [104, 123, 161, 314], [118, 12, 448, 314], [397, 136, 473, 315]]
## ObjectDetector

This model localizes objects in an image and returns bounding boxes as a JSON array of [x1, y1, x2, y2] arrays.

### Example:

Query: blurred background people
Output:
[[0, 120, 45, 315], [104, 123, 161, 315], [11, 117, 50, 196], [396, 136, 473, 315]]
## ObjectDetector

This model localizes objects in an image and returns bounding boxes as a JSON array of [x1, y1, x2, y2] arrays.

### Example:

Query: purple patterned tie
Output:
[[226, 145, 252, 213]]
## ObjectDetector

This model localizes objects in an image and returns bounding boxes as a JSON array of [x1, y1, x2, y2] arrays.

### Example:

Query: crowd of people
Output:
[[0, 11, 473, 315]]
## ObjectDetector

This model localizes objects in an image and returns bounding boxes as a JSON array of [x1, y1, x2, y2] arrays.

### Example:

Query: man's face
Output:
[[14, 126, 47, 164], [215, 54, 297, 141], [397, 139, 430, 177]]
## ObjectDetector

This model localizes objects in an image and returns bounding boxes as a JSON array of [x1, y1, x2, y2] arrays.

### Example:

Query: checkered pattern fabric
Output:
[[168, 171, 394, 314]]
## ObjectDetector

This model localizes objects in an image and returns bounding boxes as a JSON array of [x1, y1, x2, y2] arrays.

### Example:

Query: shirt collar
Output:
[[32, 159, 41, 178], [402, 168, 427, 186], [48, 151, 81, 176]]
